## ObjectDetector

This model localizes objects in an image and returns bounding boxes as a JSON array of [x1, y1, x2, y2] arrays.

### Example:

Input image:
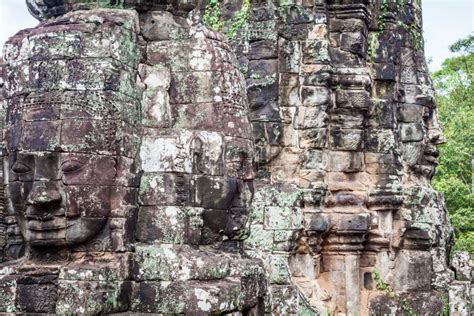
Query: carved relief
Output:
[[0, 0, 467, 315]]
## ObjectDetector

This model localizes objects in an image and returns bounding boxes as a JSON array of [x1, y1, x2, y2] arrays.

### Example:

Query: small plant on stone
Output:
[[203, 0, 252, 40], [441, 295, 450, 316], [401, 299, 418, 316], [203, 0, 224, 32], [373, 270, 395, 298], [226, 0, 251, 40]]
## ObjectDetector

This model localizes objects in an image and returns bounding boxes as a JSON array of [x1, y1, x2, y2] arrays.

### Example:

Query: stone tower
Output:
[[0, 0, 470, 315]]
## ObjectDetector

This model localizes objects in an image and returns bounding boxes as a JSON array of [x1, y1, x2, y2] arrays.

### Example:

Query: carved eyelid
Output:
[[11, 161, 32, 174], [61, 159, 85, 173]]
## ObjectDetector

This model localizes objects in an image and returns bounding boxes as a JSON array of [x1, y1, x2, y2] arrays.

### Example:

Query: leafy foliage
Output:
[[432, 34, 474, 254], [202, 0, 224, 32], [202, 0, 251, 40]]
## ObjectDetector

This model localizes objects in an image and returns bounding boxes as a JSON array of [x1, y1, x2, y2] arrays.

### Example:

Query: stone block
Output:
[[56, 280, 131, 314], [139, 172, 192, 206], [302, 70, 331, 87], [139, 64, 171, 128], [248, 59, 278, 78], [301, 86, 330, 106], [330, 108, 365, 128], [139, 131, 193, 173], [325, 172, 369, 191], [369, 292, 445, 316], [131, 278, 263, 314], [279, 73, 301, 106], [270, 285, 299, 314], [337, 214, 369, 233], [335, 90, 370, 110], [279, 38, 302, 73], [341, 31, 366, 57], [451, 251, 472, 281], [302, 39, 330, 63], [133, 244, 233, 281], [299, 128, 328, 149], [244, 224, 274, 251], [247, 80, 279, 104], [365, 153, 402, 175], [251, 97, 280, 121], [393, 250, 432, 291], [322, 255, 345, 272], [194, 175, 238, 209], [299, 149, 324, 170], [329, 127, 363, 151], [294, 106, 329, 129], [136, 206, 202, 244], [449, 281, 471, 315], [252, 121, 282, 146], [272, 230, 297, 252], [365, 128, 396, 153], [401, 141, 424, 166], [368, 99, 395, 128], [249, 40, 278, 60], [140, 11, 188, 41], [289, 254, 315, 280], [264, 206, 303, 230], [0, 275, 16, 312], [325, 151, 364, 172], [400, 122, 424, 142], [373, 63, 395, 81], [305, 213, 329, 233], [268, 255, 292, 284], [397, 103, 424, 123]]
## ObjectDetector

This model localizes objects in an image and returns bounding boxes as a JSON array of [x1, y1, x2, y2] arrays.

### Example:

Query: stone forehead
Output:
[[26, 0, 199, 20]]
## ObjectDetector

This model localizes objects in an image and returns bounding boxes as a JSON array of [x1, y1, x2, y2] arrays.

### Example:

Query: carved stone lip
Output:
[[423, 155, 438, 164], [26, 216, 68, 231]]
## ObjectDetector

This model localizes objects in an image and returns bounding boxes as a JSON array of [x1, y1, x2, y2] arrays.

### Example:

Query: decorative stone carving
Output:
[[225, 1, 463, 315], [0, 2, 267, 314], [0, 0, 469, 315]]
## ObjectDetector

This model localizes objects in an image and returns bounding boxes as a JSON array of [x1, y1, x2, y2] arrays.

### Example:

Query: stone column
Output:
[[321, 213, 368, 314]]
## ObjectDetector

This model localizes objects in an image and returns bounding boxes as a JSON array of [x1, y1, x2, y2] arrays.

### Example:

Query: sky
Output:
[[0, 0, 473, 71]]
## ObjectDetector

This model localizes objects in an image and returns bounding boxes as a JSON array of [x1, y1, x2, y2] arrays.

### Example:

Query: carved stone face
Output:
[[2, 7, 141, 251], [399, 91, 445, 180], [6, 118, 117, 247]]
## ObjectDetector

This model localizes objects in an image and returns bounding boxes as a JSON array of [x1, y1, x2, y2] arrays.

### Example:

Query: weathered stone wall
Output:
[[0, 0, 471, 315], [130, 8, 266, 314], [218, 0, 469, 314]]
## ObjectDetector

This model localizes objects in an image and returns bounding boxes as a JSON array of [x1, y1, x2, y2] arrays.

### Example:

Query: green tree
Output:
[[432, 34, 474, 254]]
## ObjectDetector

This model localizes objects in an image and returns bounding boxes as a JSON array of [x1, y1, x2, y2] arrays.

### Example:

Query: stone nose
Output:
[[428, 128, 446, 145], [26, 181, 62, 206]]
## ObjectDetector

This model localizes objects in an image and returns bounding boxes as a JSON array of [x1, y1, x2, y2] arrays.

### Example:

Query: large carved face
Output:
[[3, 9, 140, 248], [399, 86, 445, 180], [5, 95, 120, 247]]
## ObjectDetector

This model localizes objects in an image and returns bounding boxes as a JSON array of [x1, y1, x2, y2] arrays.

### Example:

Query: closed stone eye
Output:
[[11, 161, 32, 174], [61, 159, 85, 174]]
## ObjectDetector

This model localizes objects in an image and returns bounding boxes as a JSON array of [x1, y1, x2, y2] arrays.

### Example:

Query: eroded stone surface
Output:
[[0, 0, 470, 315]]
